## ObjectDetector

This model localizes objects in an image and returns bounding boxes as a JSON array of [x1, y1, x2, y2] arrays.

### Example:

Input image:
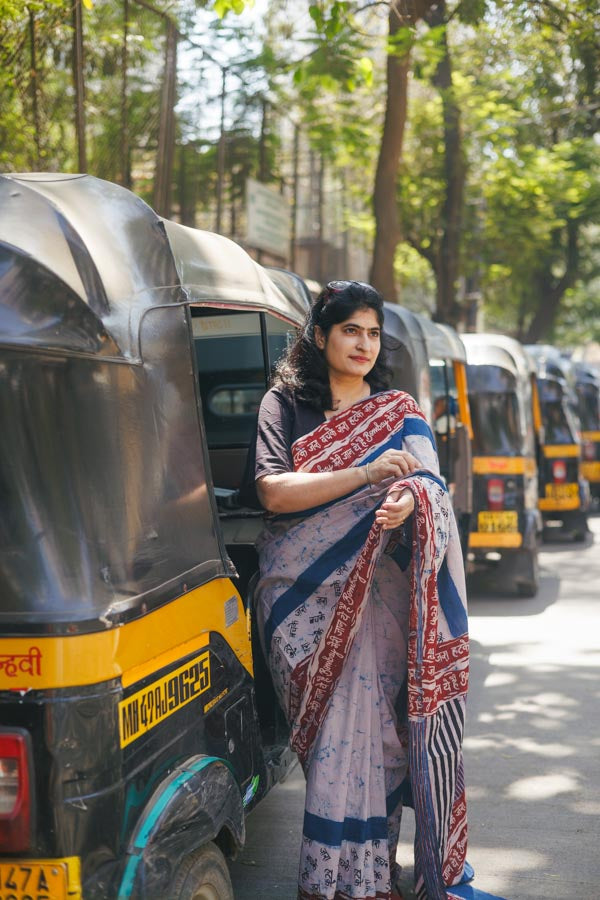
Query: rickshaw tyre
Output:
[[171, 841, 234, 900], [514, 549, 539, 598], [516, 579, 537, 598]]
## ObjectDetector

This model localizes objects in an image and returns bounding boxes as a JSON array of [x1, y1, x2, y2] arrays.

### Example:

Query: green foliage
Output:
[[210, 0, 254, 17]]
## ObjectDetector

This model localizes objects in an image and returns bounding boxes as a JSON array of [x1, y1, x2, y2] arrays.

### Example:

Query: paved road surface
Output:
[[230, 516, 600, 899]]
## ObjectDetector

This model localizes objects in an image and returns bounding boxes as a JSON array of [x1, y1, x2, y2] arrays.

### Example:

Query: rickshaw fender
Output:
[[117, 755, 244, 898]]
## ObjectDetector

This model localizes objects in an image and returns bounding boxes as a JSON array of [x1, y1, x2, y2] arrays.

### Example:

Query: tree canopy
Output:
[[0, 0, 598, 344]]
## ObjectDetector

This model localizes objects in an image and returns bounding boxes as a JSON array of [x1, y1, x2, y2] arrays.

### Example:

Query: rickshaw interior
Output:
[[190, 305, 300, 756]]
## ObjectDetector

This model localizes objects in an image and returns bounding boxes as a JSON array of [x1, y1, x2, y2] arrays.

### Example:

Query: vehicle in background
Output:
[[383, 304, 473, 556], [570, 361, 600, 506], [0, 173, 309, 900], [526, 344, 590, 541], [462, 334, 541, 597]]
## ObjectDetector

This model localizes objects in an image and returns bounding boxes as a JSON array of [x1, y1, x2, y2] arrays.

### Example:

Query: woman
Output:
[[254, 281, 470, 900]]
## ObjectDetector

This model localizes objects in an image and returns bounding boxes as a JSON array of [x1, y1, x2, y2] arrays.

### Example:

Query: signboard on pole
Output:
[[246, 178, 290, 260]]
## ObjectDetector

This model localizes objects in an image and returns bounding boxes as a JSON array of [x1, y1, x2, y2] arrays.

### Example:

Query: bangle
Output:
[[365, 462, 371, 486]]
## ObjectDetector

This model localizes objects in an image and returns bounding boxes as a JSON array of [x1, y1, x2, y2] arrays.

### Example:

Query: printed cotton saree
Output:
[[256, 390, 471, 900]]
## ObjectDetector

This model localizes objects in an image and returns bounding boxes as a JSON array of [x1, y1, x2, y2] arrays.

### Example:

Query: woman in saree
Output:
[[253, 281, 471, 900]]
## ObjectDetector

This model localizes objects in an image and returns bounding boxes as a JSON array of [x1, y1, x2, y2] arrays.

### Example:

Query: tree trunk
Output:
[[424, 0, 465, 326], [119, 0, 131, 188], [71, 0, 87, 172], [523, 220, 580, 343], [153, 17, 177, 217], [370, 1, 434, 301], [28, 7, 42, 169]]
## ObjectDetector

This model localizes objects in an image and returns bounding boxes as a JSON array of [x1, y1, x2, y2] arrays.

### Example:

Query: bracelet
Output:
[[365, 462, 371, 486]]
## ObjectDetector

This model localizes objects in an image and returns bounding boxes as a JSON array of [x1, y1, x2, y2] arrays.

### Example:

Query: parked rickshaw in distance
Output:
[[526, 344, 590, 541], [570, 360, 600, 505], [0, 173, 312, 899], [462, 333, 542, 596], [382, 304, 473, 556]]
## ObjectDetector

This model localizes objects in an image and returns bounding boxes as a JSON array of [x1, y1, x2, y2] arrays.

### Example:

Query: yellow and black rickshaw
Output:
[[0, 173, 311, 899], [571, 360, 600, 506], [526, 344, 590, 541], [462, 334, 541, 596], [382, 304, 473, 556]]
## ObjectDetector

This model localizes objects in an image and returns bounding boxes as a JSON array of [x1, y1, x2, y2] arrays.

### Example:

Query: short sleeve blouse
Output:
[[254, 387, 324, 479]]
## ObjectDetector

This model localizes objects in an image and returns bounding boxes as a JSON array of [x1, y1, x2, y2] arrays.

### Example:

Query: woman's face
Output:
[[315, 306, 381, 379]]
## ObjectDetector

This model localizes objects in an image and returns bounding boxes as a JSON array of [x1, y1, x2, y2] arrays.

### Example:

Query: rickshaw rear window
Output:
[[466, 364, 516, 394], [541, 401, 576, 444], [468, 392, 522, 456]]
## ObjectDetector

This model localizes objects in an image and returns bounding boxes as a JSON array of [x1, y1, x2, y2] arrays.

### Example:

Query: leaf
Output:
[[82, 0, 94, 8]]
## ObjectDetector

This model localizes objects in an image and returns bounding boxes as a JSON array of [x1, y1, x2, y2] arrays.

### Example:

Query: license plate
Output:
[[477, 510, 518, 533], [545, 482, 578, 500], [0, 861, 69, 900]]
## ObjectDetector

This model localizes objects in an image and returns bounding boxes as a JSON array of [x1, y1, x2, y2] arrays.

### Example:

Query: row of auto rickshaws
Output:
[[1, 173, 598, 899]]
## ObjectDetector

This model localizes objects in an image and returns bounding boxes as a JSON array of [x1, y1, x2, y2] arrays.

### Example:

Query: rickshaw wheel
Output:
[[515, 549, 539, 598], [172, 841, 234, 900]]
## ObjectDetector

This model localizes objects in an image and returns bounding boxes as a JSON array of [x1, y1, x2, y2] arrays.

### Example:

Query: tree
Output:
[[370, 1, 436, 302]]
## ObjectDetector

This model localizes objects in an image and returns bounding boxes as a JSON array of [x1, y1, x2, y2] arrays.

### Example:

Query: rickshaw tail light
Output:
[[552, 460, 567, 483], [487, 478, 505, 510], [0, 731, 32, 852]]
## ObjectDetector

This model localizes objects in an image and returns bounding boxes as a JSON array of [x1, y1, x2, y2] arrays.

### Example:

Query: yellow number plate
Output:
[[119, 651, 211, 748], [0, 860, 72, 900], [477, 510, 518, 533], [545, 482, 578, 500]]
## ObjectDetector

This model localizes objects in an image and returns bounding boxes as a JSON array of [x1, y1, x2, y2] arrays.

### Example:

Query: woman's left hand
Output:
[[375, 488, 415, 530]]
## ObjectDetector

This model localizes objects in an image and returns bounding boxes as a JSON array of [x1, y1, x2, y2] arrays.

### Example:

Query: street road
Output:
[[229, 516, 600, 900]]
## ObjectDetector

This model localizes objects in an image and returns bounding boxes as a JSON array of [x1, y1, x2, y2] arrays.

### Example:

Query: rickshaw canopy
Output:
[[0, 174, 302, 631], [0, 173, 301, 364]]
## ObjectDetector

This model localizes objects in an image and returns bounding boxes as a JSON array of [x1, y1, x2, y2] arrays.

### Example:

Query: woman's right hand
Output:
[[368, 449, 420, 484]]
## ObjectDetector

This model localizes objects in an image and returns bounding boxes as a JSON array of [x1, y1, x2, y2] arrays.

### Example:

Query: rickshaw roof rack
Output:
[[462, 332, 535, 379], [0, 173, 302, 361]]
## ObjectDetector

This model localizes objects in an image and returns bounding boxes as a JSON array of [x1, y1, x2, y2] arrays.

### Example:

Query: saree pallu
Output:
[[256, 390, 470, 900]]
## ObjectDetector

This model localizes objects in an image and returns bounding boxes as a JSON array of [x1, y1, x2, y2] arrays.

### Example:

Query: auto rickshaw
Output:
[[526, 344, 590, 541], [571, 361, 600, 505], [462, 333, 541, 596], [0, 173, 310, 899], [382, 304, 473, 557]]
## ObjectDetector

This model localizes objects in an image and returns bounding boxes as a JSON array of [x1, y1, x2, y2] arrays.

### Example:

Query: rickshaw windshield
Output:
[[575, 383, 600, 431], [466, 365, 521, 456]]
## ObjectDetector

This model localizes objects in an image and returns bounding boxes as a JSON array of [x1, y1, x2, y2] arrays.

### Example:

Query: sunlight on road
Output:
[[507, 772, 579, 800]]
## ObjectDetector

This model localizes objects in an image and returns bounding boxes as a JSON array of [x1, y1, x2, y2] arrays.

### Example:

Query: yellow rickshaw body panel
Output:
[[0, 578, 251, 692]]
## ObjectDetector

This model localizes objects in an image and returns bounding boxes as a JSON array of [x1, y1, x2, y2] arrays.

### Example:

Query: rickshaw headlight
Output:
[[0, 730, 32, 851]]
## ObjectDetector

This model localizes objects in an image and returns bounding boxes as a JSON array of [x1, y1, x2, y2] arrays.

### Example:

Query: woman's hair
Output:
[[273, 280, 392, 411]]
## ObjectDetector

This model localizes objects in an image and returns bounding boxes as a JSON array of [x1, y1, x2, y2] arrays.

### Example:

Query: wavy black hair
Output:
[[273, 280, 392, 411]]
